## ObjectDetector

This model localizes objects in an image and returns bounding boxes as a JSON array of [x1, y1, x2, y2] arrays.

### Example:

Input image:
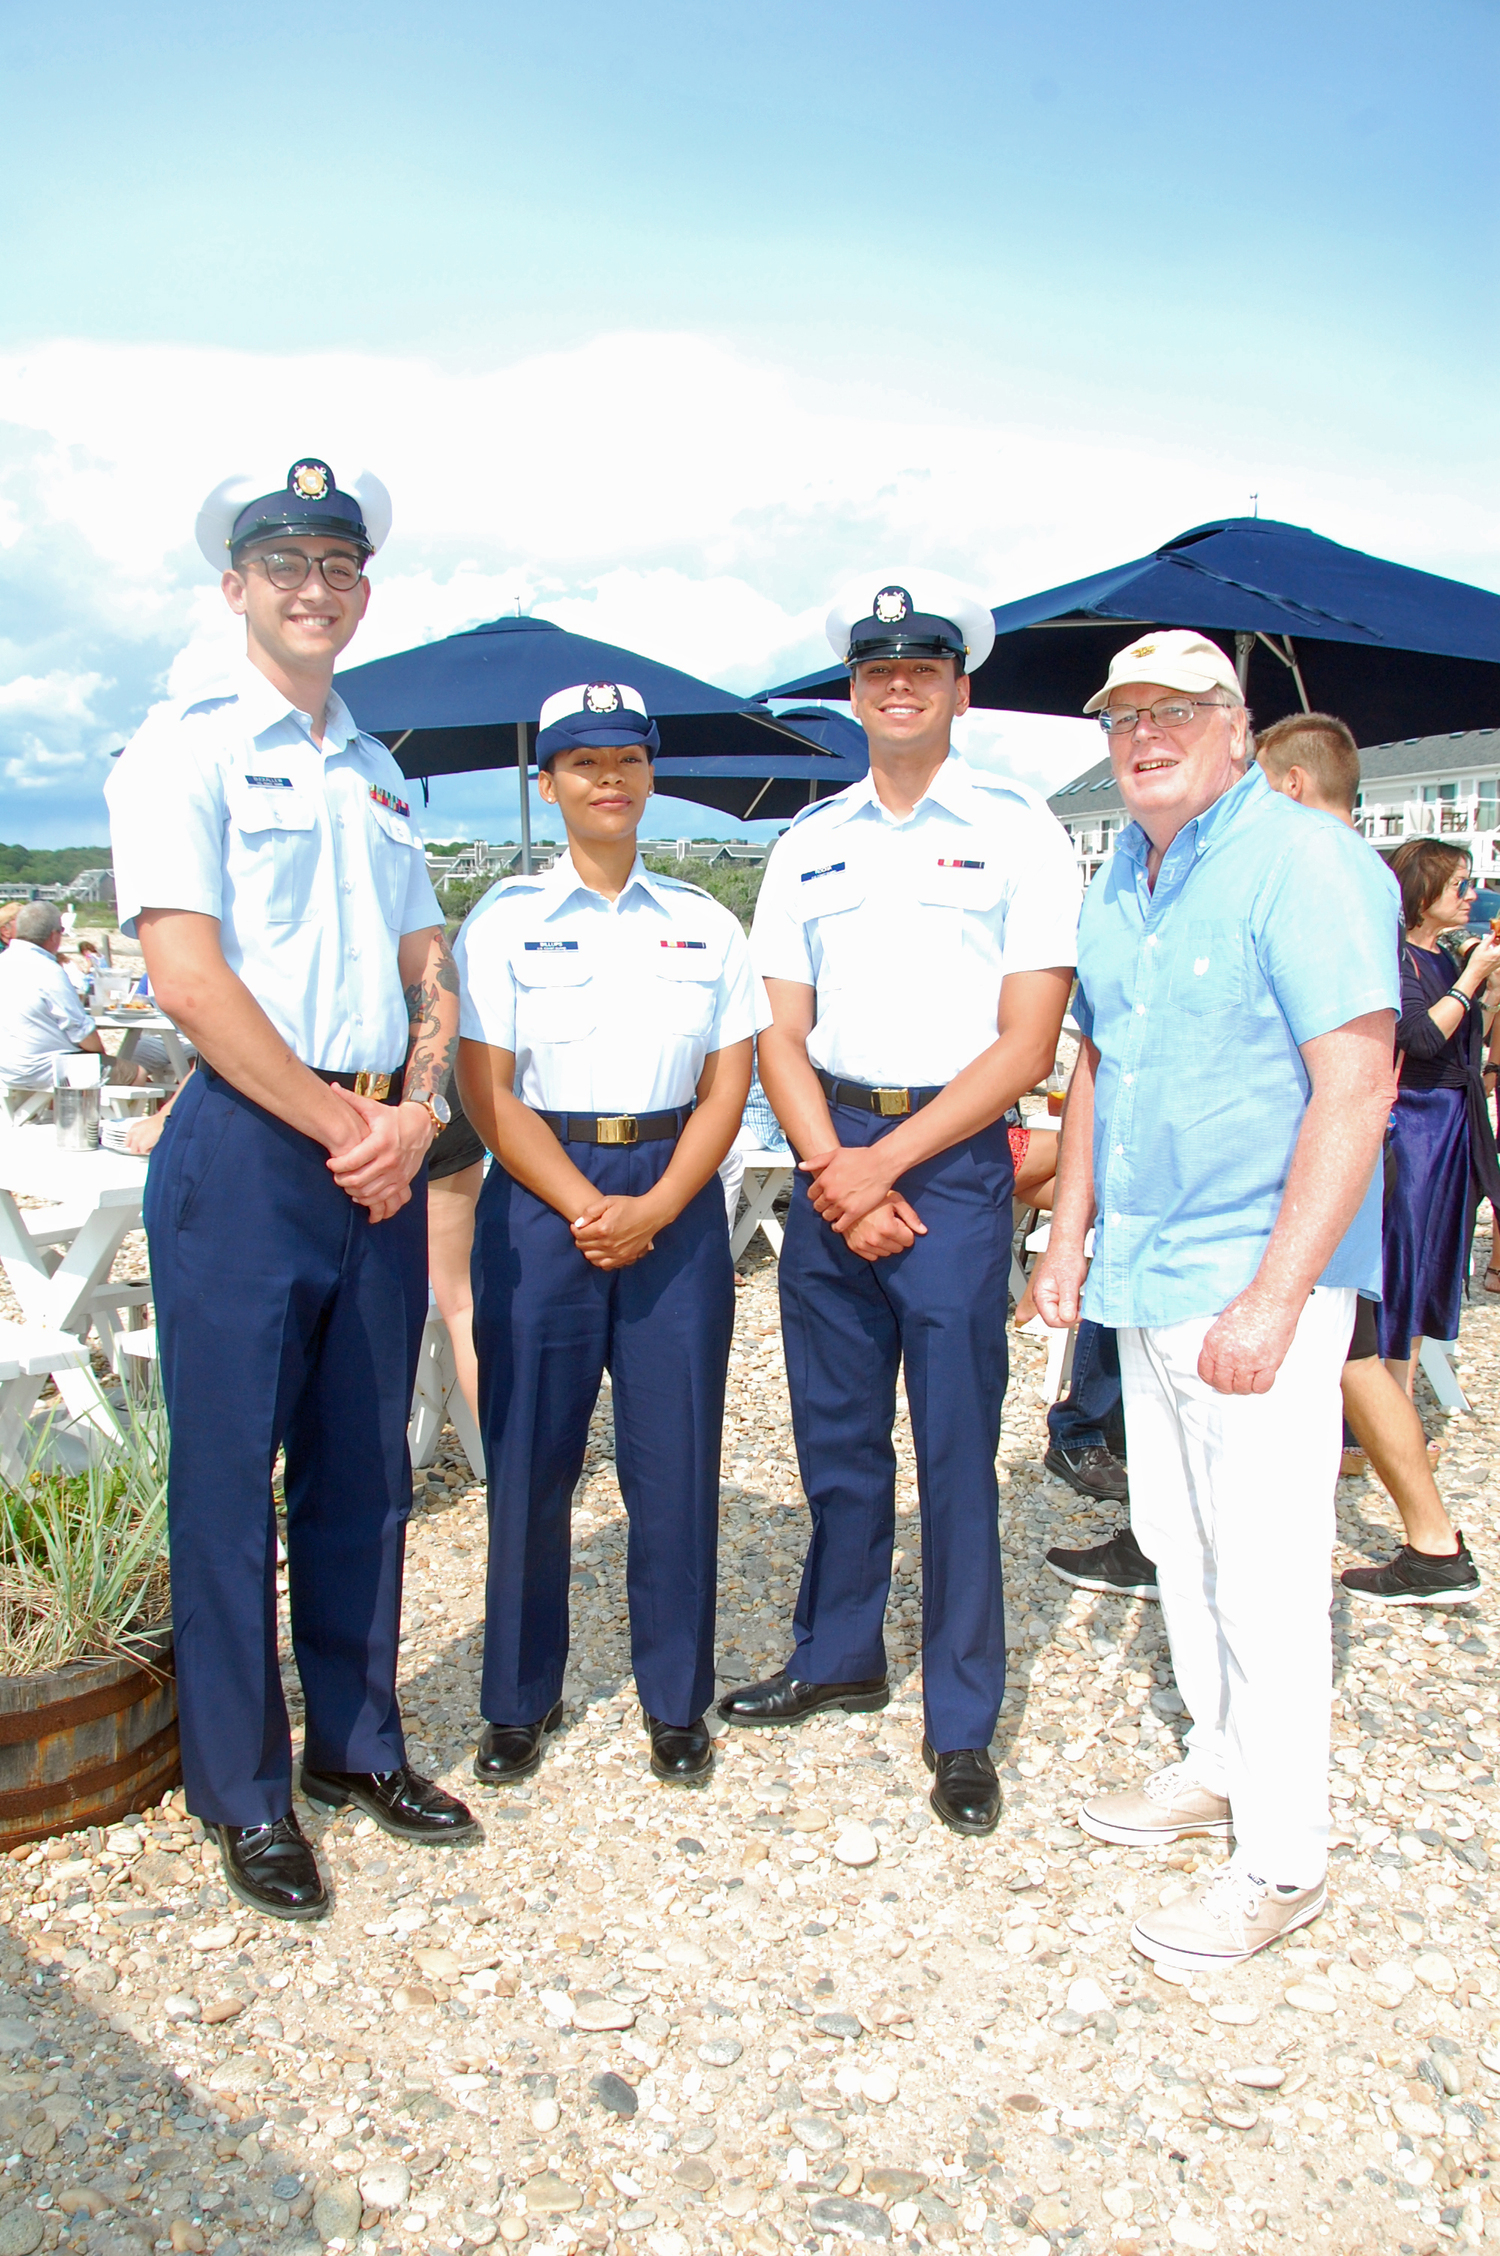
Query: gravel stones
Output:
[[0, 2217, 43, 2256], [357, 2161, 410, 2210], [572, 1992, 636, 2032], [590, 2071, 638, 2117], [311, 2184, 362, 2243], [790, 2113, 845, 2154], [697, 2036, 742, 2065], [0, 2019, 37, 2055], [831, 1824, 879, 1868], [808, 2194, 892, 2240], [863, 2170, 926, 2203], [813, 2012, 862, 2040], [523, 2173, 583, 2215]]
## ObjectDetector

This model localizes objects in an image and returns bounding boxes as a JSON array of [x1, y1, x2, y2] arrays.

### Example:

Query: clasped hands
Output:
[[570, 1192, 667, 1271], [800, 1144, 927, 1263], [325, 1088, 435, 1223]]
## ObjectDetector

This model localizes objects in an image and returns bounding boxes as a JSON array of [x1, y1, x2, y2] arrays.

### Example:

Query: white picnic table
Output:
[[730, 1147, 795, 1262], [90, 1005, 194, 1084], [0, 1128, 151, 1446]]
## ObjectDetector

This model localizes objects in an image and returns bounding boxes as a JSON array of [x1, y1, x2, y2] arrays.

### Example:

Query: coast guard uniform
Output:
[[105, 465, 440, 1828], [749, 575, 1081, 1755], [455, 691, 767, 1733]]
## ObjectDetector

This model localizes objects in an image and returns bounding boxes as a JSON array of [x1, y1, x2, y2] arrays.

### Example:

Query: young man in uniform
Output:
[[107, 461, 476, 1920], [720, 572, 1081, 1835], [455, 683, 764, 1786]]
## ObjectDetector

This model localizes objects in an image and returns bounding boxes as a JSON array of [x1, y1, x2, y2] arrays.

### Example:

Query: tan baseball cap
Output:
[[1083, 628, 1242, 714]]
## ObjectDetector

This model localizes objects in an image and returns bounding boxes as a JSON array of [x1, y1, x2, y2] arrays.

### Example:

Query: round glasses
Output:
[[1099, 697, 1229, 736], [249, 548, 366, 592]]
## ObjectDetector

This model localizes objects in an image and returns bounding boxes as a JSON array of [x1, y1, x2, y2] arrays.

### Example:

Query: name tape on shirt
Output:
[[659, 939, 707, 950], [936, 857, 986, 870], [369, 785, 411, 818], [245, 775, 293, 790], [799, 861, 846, 883], [523, 940, 580, 951]]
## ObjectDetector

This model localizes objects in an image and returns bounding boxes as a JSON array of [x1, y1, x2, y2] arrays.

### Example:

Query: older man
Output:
[[0, 903, 149, 1088], [1034, 631, 1397, 1969]]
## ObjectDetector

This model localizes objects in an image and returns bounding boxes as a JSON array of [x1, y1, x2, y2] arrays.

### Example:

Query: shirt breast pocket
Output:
[[511, 947, 596, 1045], [225, 782, 319, 925], [366, 800, 423, 927], [796, 866, 866, 985], [652, 949, 720, 1039], [915, 861, 1004, 917], [1168, 923, 1245, 1017]]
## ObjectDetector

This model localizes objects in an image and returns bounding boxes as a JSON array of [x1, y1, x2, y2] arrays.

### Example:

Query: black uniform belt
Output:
[[200, 1060, 405, 1107], [816, 1070, 944, 1119], [535, 1104, 693, 1146], [311, 1068, 405, 1106]]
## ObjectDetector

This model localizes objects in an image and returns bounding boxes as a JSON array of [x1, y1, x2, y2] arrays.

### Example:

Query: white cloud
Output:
[[0, 329, 1493, 833], [0, 669, 109, 724]]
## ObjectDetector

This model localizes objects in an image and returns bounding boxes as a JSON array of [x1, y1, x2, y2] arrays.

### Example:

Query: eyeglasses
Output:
[[247, 549, 366, 592], [1098, 697, 1229, 737]]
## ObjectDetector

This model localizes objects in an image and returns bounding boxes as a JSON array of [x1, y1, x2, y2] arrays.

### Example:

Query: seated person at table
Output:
[[0, 904, 149, 1088]]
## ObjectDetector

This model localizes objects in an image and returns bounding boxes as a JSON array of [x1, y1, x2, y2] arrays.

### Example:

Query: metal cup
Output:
[[55, 1086, 100, 1152]]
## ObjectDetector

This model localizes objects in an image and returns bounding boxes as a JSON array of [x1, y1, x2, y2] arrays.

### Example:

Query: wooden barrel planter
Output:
[[0, 1628, 180, 1847]]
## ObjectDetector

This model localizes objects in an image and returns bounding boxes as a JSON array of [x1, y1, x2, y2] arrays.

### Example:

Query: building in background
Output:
[[1049, 726, 1500, 885]]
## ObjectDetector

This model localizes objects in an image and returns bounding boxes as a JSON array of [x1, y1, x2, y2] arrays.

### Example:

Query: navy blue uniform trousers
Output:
[[779, 1104, 1014, 1752], [145, 1064, 428, 1826], [473, 1137, 733, 1731]]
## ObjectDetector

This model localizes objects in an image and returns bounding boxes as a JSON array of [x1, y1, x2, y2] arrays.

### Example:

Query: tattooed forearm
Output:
[[402, 935, 461, 1103]]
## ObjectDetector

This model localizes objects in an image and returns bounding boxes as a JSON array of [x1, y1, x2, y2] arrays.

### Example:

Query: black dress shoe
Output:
[[299, 1762, 480, 1844], [216, 1814, 328, 1920], [922, 1741, 1001, 1836], [473, 1699, 564, 1784], [715, 1668, 889, 1727], [1044, 1443, 1130, 1504], [644, 1711, 713, 1782]]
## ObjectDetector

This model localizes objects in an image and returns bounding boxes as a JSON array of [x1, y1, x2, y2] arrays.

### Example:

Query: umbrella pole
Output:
[[516, 721, 533, 875]]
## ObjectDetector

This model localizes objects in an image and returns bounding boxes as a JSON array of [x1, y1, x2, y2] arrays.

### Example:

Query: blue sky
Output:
[[0, 0, 1495, 845]]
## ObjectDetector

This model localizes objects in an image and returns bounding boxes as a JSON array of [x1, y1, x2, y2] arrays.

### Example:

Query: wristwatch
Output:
[[407, 1089, 452, 1131]]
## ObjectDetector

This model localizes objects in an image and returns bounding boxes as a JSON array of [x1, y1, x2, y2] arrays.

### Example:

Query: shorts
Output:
[[1008, 1124, 1030, 1172], [1346, 1294, 1379, 1363]]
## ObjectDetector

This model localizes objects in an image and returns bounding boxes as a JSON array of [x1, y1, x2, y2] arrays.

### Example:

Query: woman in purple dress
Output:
[[1381, 840, 1500, 1382]]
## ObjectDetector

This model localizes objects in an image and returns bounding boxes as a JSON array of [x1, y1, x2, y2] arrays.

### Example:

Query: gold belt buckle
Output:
[[873, 1087, 910, 1117], [353, 1072, 393, 1101], [596, 1115, 638, 1145]]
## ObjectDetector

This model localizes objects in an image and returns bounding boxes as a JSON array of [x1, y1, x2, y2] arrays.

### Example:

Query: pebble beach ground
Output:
[[3, 1224, 1500, 2256]]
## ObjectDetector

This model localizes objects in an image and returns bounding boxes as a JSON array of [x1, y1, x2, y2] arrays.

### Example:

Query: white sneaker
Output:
[[1131, 1866, 1327, 1969], [1079, 1762, 1233, 1847]]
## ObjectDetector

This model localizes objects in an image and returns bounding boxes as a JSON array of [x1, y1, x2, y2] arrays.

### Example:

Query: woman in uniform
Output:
[[455, 682, 766, 1786]]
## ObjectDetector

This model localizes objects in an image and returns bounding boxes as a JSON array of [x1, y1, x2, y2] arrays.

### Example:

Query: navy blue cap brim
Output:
[[536, 713, 660, 769], [846, 611, 968, 667], [229, 494, 371, 555]]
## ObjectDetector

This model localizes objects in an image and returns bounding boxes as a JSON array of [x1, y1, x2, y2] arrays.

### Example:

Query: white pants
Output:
[[1119, 1285, 1353, 1889], [718, 1148, 745, 1235]]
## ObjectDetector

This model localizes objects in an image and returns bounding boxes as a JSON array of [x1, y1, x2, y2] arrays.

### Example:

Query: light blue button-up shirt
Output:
[[1073, 762, 1399, 1328], [107, 659, 441, 1073]]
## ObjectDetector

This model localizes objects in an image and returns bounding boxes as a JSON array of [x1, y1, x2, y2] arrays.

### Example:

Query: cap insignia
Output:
[[289, 460, 332, 502], [583, 682, 622, 714], [1130, 641, 1156, 658], [873, 585, 911, 626]]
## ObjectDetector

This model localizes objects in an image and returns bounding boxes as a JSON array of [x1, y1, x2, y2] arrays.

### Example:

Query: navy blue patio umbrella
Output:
[[337, 614, 851, 866], [763, 518, 1500, 745], [652, 707, 867, 823]]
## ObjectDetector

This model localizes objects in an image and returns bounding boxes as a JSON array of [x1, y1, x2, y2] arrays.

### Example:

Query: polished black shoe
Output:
[[473, 1699, 564, 1784], [299, 1762, 480, 1844], [922, 1741, 1001, 1837], [1045, 1443, 1129, 1504], [644, 1711, 714, 1782], [715, 1668, 889, 1728], [217, 1813, 328, 1920]]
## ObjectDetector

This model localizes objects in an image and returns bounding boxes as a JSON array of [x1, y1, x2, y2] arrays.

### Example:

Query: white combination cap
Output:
[[826, 568, 996, 674], [535, 681, 659, 768], [195, 460, 393, 569], [1083, 628, 1242, 714]]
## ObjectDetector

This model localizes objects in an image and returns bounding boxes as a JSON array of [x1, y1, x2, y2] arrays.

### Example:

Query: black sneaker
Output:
[[1045, 1526, 1159, 1600], [1341, 1532, 1482, 1606], [1044, 1443, 1129, 1504]]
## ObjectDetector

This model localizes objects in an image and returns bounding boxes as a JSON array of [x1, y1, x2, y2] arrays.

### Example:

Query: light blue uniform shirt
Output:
[[1073, 762, 1400, 1328], [106, 659, 441, 1073], [456, 852, 769, 1112]]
